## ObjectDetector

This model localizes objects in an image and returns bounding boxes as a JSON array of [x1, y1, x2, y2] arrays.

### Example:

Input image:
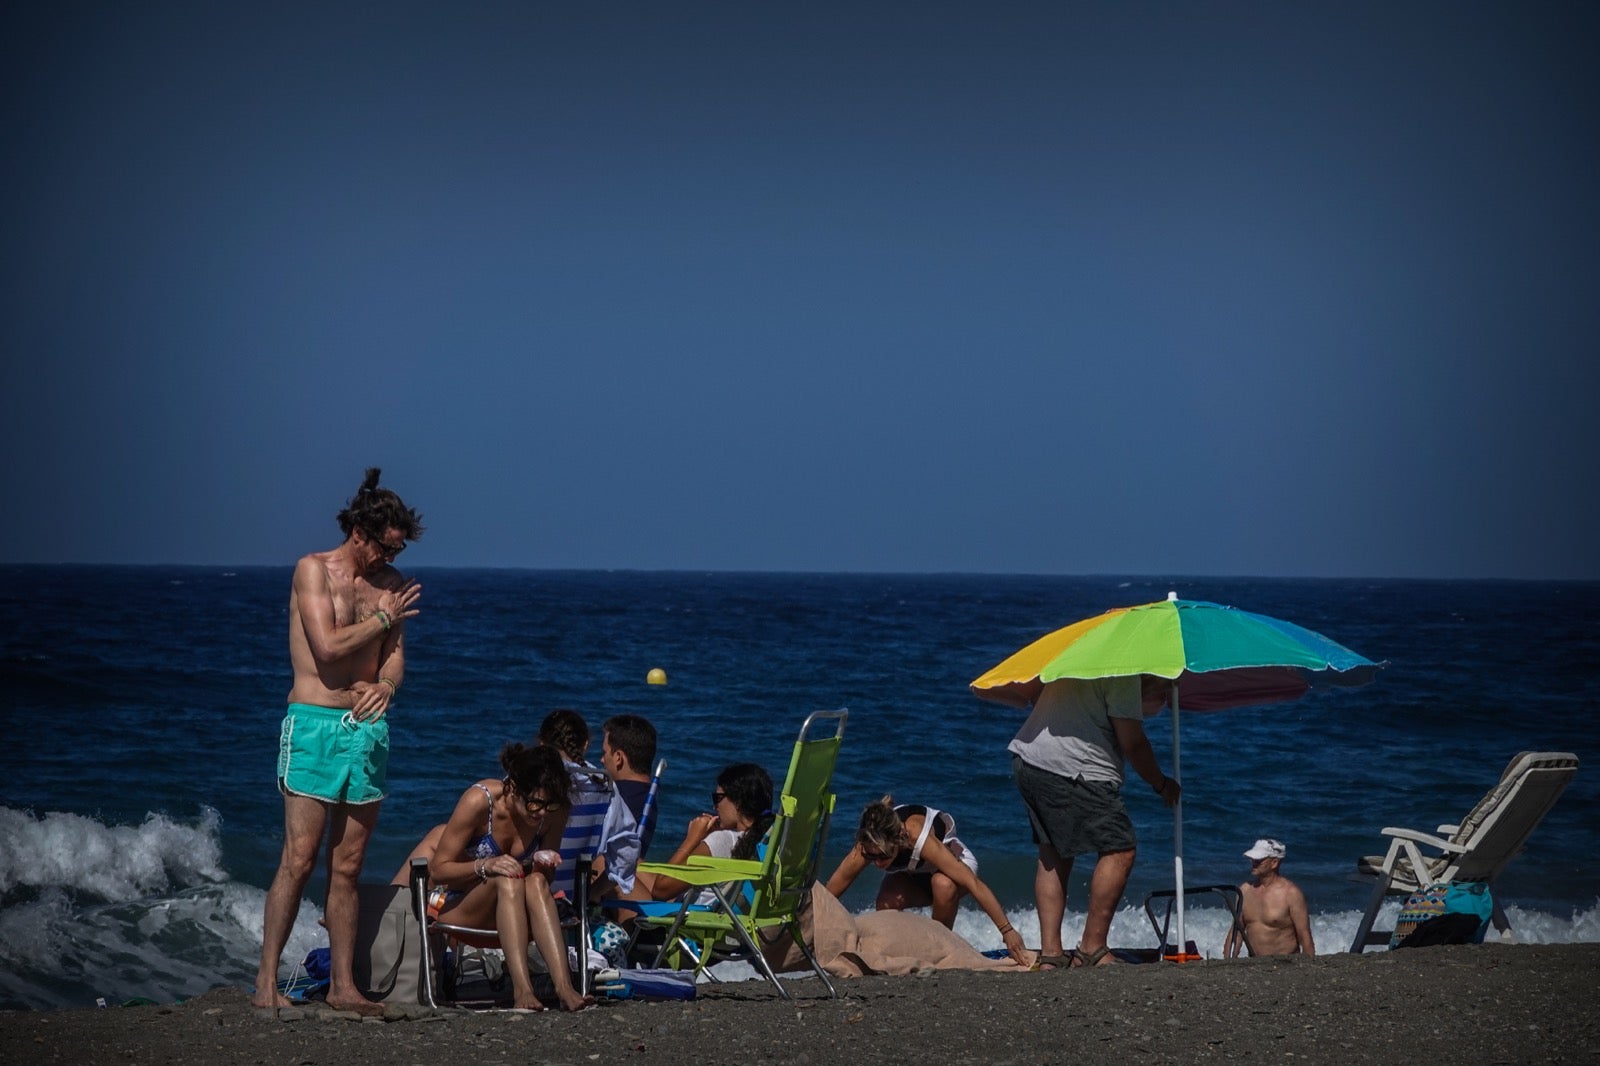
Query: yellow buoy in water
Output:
[[646, 667, 668, 686]]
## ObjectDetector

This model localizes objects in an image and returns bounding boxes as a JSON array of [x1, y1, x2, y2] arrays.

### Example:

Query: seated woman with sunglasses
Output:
[[393, 742, 592, 1011], [627, 762, 773, 905], [825, 796, 1030, 967]]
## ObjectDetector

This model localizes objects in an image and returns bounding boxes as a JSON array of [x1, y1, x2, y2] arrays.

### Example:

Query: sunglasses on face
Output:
[[505, 779, 560, 815], [710, 790, 728, 807], [366, 530, 406, 559], [861, 848, 890, 862]]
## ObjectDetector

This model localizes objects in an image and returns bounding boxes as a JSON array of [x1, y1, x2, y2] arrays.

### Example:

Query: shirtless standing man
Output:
[[253, 468, 424, 1013], [1224, 838, 1316, 958]]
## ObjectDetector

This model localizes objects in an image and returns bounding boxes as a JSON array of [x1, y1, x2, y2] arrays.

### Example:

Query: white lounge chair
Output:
[[1349, 751, 1578, 952]]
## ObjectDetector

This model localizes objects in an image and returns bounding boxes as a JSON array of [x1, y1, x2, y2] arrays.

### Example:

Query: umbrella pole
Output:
[[1170, 679, 1186, 959]]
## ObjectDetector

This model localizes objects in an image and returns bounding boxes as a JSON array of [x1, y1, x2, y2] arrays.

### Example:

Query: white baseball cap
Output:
[[1244, 838, 1286, 860]]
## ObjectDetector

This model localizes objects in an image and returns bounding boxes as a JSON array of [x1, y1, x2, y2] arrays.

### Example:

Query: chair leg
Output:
[[720, 917, 791, 1000], [782, 916, 837, 998], [575, 857, 592, 997], [703, 884, 796, 1000], [409, 858, 443, 1009], [1350, 872, 1393, 953], [1489, 894, 1514, 942], [651, 907, 694, 969]]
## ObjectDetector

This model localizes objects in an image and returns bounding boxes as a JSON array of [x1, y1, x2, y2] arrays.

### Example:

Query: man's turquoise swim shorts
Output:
[[277, 702, 389, 805]]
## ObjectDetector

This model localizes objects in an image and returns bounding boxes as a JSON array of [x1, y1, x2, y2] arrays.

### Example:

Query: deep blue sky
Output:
[[3, 3, 1596, 577]]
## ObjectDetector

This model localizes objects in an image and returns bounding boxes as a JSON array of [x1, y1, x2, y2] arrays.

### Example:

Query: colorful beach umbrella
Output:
[[971, 592, 1380, 958]]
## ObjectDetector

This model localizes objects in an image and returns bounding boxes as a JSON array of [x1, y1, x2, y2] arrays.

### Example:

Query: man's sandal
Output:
[[1034, 953, 1074, 971], [1069, 945, 1113, 968]]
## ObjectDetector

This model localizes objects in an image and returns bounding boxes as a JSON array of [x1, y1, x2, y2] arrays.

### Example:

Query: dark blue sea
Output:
[[2, 567, 1597, 1009]]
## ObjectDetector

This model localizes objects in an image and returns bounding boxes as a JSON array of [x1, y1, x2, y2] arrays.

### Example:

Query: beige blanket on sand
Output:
[[761, 886, 1028, 978]]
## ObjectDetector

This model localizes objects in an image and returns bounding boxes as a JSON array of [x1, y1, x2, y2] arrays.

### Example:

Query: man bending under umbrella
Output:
[[1008, 675, 1179, 968]]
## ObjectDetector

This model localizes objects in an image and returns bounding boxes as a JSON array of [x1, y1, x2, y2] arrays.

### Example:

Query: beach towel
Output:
[[1388, 884, 1449, 949], [598, 968, 697, 1001], [760, 885, 1028, 978]]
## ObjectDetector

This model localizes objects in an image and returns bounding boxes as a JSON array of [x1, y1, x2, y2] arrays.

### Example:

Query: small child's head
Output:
[[602, 714, 657, 773], [538, 708, 591, 762], [854, 795, 911, 863]]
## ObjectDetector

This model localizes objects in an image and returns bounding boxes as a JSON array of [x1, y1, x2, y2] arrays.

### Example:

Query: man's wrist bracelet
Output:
[[374, 609, 391, 631]]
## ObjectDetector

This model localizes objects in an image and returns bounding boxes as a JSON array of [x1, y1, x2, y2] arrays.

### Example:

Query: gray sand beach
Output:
[[4, 943, 1597, 1065]]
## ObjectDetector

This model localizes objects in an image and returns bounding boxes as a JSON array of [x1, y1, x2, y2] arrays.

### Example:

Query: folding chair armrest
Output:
[[1435, 823, 1460, 835], [1380, 826, 1466, 855], [637, 856, 763, 886]]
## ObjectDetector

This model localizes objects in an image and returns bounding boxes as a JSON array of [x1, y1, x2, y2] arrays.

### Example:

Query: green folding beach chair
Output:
[[635, 708, 847, 1000]]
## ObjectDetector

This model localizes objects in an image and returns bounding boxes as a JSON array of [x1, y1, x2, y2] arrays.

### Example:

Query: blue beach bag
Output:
[[1443, 881, 1494, 943]]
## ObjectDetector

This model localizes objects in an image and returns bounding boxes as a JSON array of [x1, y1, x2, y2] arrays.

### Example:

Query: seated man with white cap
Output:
[[1224, 837, 1316, 958]]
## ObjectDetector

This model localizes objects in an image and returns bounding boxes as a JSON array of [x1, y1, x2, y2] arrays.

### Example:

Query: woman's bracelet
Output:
[[1153, 775, 1169, 795], [475, 858, 487, 880], [997, 922, 1015, 936], [379, 677, 397, 694]]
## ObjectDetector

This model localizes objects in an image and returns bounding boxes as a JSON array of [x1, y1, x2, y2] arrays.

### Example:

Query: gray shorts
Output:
[[1013, 755, 1136, 858]]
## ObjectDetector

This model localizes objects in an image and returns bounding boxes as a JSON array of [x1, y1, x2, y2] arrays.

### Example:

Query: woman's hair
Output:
[[717, 762, 774, 862], [537, 708, 591, 762], [499, 743, 570, 809], [336, 467, 425, 541], [855, 795, 911, 855]]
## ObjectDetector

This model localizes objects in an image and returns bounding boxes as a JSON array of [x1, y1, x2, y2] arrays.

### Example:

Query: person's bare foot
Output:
[[323, 992, 385, 1016], [512, 992, 547, 1011], [556, 989, 596, 1012], [250, 989, 295, 1011]]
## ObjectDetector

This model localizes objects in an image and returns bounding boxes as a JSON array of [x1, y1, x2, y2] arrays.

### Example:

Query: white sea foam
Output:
[[706, 897, 1600, 984], [0, 806, 321, 1010], [955, 898, 1600, 957], [0, 880, 326, 1010], [0, 806, 228, 900]]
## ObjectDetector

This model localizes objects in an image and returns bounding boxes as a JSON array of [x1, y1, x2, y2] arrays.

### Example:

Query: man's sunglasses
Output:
[[367, 530, 406, 559]]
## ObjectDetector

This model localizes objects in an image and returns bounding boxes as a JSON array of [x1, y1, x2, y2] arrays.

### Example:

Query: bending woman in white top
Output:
[[629, 762, 773, 904], [826, 795, 1030, 967]]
